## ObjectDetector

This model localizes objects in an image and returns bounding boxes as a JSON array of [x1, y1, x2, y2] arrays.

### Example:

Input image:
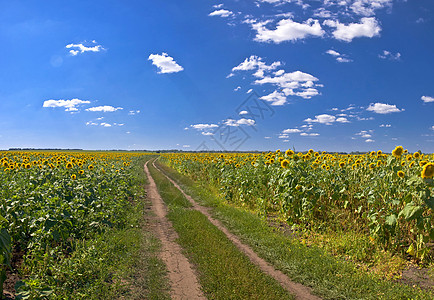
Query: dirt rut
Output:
[[154, 161, 321, 300], [144, 161, 205, 300]]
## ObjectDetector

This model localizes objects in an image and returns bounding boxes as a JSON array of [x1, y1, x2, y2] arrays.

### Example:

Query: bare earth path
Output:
[[154, 160, 321, 300], [144, 161, 205, 300]]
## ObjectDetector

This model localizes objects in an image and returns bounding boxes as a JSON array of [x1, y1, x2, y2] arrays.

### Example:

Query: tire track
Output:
[[144, 161, 205, 300], [154, 161, 321, 300]]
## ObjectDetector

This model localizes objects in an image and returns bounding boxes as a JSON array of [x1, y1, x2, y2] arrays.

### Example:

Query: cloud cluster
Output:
[[323, 17, 381, 42], [209, 9, 234, 18], [251, 18, 325, 43], [325, 49, 352, 63], [43, 99, 90, 112], [66, 41, 104, 56], [304, 114, 349, 125], [230, 56, 322, 105], [378, 50, 401, 60], [148, 52, 184, 74], [86, 105, 123, 112], [366, 102, 403, 114], [421, 96, 434, 103]]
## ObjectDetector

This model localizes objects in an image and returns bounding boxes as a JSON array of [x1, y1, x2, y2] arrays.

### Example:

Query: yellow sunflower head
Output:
[[285, 149, 294, 156], [281, 159, 290, 168], [413, 152, 421, 159], [71, 174, 77, 180], [392, 146, 404, 158], [421, 163, 434, 179], [397, 170, 405, 178], [66, 162, 73, 169]]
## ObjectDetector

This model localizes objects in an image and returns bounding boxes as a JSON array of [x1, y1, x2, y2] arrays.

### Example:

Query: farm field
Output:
[[0, 151, 171, 299], [1, 148, 433, 299], [160, 148, 434, 284]]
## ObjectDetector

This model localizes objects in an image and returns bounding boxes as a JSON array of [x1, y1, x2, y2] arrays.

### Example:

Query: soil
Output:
[[154, 161, 321, 300], [398, 266, 434, 291], [144, 161, 205, 300], [3, 247, 25, 299]]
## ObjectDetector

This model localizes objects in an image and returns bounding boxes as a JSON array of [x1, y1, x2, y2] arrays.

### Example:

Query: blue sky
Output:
[[0, 0, 433, 152]]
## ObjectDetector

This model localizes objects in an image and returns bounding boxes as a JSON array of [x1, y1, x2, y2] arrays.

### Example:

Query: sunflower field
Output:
[[0, 151, 145, 296], [161, 147, 434, 263]]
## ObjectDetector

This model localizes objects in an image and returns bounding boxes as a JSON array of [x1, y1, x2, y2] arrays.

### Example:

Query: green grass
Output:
[[15, 156, 170, 300], [148, 161, 294, 300], [157, 160, 434, 300]]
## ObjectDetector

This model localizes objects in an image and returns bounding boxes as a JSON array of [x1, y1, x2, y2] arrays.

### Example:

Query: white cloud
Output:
[[421, 96, 434, 103], [224, 118, 256, 126], [324, 17, 381, 42], [231, 55, 281, 78], [279, 134, 289, 139], [264, 136, 272, 139], [148, 52, 184, 74], [304, 114, 337, 125], [365, 139, 375, 143], [252, 18, 325, 43], [247, 88, 253, 93], [350, 0, 393, 17], [431, 126, 434, 131], [100, 122, 112, 127], [86, 106, 123, 112], [43, 99, 90, 112], [239, 110, 248, 115], [336, 57, 352, 63], [380, 124, 391, 127], [128, 110, 140, 115], [260, 90, 287, 106], [66, 41, 104, 56], [234, 86, 241, 91], [201, 132, 214, 136], [183, 145, 190, 148], [213, 4, 224, 9], [231, 56, 322, 102], [209, 9, 234, 18], [300, 132, 320, 136], [326, 49, 341, 56], [378, 50, 401, 60], [366, 102, 403, 114], [282, 128, 302, 134], [336, 117, 350, 123], [190, 124, 218, 130]]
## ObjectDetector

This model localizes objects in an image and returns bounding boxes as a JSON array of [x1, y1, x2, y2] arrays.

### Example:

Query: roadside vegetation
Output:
[[0, 152, 169, 299], [156, 159, 434, 299]]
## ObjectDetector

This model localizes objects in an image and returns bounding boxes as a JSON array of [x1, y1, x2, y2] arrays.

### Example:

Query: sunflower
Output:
[[79, 170, 84, 175], [88, 164, 94, 170], [71, 174, 77, 180], [421, 163, 434, 179], [377, 150, 382, 155], [369, 163, 375, 170], [281, 159, 290, 168], [413, 152, 421, 159], [397, 170, 405, 178], [419, 160, 428, 167], [66, 162, 73, 169], [285, 149, 295, 156], [409, 161, 415, 168], [392, 146, 404, 158], [339, 161, 345, 168]]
